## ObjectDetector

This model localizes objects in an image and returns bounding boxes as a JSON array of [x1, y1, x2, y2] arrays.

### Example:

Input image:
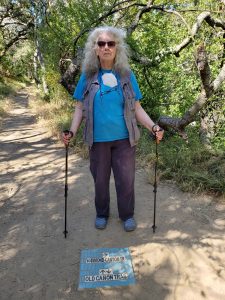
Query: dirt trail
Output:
[[0, 87, 225, 300]]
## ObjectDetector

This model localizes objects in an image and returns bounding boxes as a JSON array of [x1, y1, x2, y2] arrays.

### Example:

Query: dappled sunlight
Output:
[[167, 201, 181, 211], [165, 230, 190, 240], [46, 202, 57, 209], [0, 247, 18, 261], [26, 284, 42, 293], [137, 222, 151, 229], [213, 218, 225, 230], [79, 198, 91, 207], [182, 206, 193, 213], [69, 173, 83, 183], [200, 235, 225, 248], [51, 213, 61, 221], [167, 217, 177, 224]]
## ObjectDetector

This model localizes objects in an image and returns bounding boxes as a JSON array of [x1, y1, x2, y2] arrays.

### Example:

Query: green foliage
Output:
[[0, 80, 14, 99], [30, 81, 89, 158], [1, 41, 34, 79], [0, 76, 26, 99]]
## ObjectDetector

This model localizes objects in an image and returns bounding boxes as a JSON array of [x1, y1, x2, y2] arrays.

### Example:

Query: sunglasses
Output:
[[97, 41, 116, 48]]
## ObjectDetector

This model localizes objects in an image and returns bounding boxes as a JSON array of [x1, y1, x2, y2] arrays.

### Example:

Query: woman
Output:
[[62, 26, 163, 232]]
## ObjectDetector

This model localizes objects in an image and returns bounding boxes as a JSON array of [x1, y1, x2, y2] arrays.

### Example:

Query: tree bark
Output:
[[59, 48, 83, 95]]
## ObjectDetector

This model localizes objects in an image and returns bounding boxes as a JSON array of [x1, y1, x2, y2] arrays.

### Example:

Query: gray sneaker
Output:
[[124, 218, 136, 232], [95, 217, 107, 229]]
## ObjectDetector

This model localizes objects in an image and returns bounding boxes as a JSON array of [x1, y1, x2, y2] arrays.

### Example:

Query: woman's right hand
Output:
[[62, 130, 74, 146]]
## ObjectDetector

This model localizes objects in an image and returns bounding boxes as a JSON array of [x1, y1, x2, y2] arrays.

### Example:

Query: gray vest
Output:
[[82, 71, 140, 147]]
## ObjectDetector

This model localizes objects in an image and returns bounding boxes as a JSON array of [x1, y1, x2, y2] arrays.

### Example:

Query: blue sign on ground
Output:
[[78, 247, 136, 289]]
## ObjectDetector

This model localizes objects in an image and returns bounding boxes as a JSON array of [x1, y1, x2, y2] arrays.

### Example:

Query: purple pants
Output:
[[89, 139, 136, 221]]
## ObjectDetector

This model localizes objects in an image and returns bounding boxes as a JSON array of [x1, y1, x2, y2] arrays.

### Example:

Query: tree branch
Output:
[[205, 15, 225, 30], [0, 21, 33, 60], [158, 45, 225, 139]]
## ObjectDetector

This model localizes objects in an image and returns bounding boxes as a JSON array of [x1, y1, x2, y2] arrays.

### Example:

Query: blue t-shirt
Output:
[[73, 69, 142, 142]]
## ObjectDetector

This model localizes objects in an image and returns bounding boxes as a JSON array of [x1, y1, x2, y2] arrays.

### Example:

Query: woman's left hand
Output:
[[152, 124, 164, 142]]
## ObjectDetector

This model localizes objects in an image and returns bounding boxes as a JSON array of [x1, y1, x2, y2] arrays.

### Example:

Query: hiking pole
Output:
[[152, 127, 162, 233], [63, 130, 71, 238], [152, 137, 158, 233]]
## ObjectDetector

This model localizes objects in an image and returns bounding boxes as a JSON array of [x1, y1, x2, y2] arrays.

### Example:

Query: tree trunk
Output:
[[59, 48, 83, 95], [33, 49, 40, 86]]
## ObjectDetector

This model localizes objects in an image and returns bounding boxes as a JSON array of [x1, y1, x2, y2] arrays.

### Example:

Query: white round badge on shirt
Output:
[[102, 73, 118, 88]]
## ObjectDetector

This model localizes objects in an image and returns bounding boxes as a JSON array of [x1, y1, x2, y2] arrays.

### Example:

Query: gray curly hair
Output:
[[82, 26, 130, 77]]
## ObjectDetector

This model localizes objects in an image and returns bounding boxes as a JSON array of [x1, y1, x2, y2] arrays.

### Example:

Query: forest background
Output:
[[0, 0, 225, 195]]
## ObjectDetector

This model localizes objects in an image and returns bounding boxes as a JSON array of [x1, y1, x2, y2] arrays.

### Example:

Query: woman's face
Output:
[[95, 32, 117, 67]]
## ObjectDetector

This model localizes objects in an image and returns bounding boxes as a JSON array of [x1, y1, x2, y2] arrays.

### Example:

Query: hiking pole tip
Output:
[[152, 225, 157, 233], [63, 230, 68, 238]]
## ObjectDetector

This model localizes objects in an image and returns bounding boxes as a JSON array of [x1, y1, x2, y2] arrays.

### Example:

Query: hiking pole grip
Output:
[[152, 125, 163, 144]]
